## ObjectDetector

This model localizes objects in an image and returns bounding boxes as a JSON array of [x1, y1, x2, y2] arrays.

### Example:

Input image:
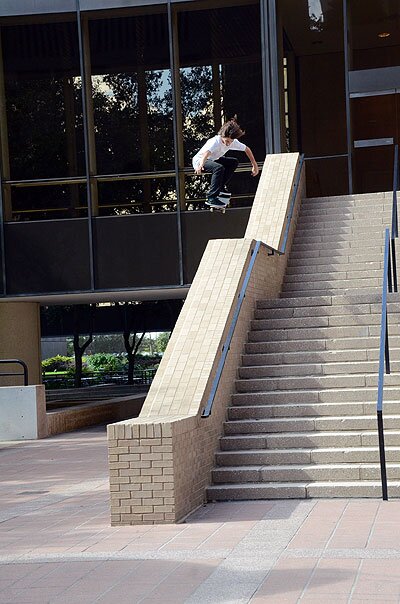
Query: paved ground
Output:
[[2, 426, 400, 603]]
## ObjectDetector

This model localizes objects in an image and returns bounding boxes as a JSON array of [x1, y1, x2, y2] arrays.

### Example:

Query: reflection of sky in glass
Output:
[[92, 75, 114, 97], [308, 0, 324, 30]]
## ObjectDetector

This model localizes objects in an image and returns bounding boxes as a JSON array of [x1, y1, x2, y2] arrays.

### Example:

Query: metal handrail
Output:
[[201, 155, 303, 418], [390, 145, 399, 291], [376, 144, 400, 500], [202, 240, 279, 418], [377, 228, 390, 501], [0, 359, 29, 386], [280, 154, 304, 254]]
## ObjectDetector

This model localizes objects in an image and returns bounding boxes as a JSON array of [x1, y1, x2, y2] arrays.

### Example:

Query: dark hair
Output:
[[218, 115, 245, 139]]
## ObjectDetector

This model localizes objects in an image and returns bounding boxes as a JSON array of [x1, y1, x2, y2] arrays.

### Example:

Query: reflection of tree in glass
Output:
[[92, 70, 176, 214], [180, 66, 216, 209], [6, 75, 86, 220]]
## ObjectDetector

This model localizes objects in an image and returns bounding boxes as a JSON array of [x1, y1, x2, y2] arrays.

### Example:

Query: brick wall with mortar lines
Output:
[[107, 153, 304, 525]]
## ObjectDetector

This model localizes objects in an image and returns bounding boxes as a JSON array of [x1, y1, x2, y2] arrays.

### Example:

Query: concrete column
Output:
[[0, 302, 42, 385]]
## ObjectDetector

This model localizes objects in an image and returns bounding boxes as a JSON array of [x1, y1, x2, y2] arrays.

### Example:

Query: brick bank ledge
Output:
[[107, 153, 304, 525]]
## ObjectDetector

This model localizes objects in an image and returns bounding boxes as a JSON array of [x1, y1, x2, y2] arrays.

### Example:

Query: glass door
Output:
[[351, 91, 398, 193], [348, 0, 400, 193]]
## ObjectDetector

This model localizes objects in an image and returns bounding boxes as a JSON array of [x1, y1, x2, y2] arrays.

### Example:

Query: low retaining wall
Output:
[[108, 153, 305, 524], [47, 394, 145, 436]]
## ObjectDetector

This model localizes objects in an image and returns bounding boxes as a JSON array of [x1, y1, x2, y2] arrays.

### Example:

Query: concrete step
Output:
[[206, 481, 400, 500], [286, 261, 382, 274], [223, 415, 400, 435], [284, 269, 382, 283], [282, 287, 382, 298], [248, 324, 384, 342], [250, 313, 397, 330], [291, 240, 384, 252], [219, 430, 400, 450], [301, 194, 389, 209], [299, 201, 390, 213], [292, 232, 386, 245], [253, 301, 399, 319], [242, 348, 385, 366], [294, 225, 388, 238], [297, 213, 391, 224], [256, 292, 389, 308], [231, 386, 400, 406], [227, 401, 400, 420], [282, 277, 381, 292], [215, 446, 400, 466], [237, 359, 400, 379], [288, 252, 384, 264], [212, 462, 400, 484], [235, 373, 400, 393], [289, 248, 384, 261], [244, 336, 386, 354]]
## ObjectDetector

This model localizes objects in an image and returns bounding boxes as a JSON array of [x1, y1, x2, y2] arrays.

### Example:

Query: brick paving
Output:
[[1, 426, 400, 603]]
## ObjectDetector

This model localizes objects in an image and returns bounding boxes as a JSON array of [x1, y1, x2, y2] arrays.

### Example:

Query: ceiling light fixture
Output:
[[378, 32, 391, 38]]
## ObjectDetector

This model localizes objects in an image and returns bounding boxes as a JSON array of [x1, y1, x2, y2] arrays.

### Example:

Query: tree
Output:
[[72, 304, 96, 388], [119, 302, 146, 385], [155, 332, 170, 353]]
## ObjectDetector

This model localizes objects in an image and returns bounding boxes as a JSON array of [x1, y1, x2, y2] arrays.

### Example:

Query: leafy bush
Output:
[[134, 354, 162, 370], [42, 355, 74, 372], [85, 353, 126, 372]]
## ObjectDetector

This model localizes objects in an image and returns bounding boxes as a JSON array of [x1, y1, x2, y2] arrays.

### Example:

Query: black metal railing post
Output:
[[377, 228, 391, 500], [0, 359, 28, 385]]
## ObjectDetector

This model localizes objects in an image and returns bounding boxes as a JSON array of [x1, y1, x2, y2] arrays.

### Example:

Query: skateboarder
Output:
[[192, 116, 259, 209]]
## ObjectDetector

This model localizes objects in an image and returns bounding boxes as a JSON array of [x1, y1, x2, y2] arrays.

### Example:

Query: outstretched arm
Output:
[[245, 146, 259, 177], [194, 151, 211, 175]]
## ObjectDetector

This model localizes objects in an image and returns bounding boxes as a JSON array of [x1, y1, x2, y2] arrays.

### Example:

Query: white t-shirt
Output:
[[192, 135, 246, 169]]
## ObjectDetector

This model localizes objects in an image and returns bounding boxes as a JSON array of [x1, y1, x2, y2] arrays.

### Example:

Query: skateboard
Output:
[[208, 191, 231, 213], [209, 203, 228, 213]]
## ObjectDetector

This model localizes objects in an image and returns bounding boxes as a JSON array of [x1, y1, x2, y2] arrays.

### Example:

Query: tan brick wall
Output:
[[107, 153, 305, 524]]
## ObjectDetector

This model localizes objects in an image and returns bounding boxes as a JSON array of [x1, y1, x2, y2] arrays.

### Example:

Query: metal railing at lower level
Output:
[[0, 359, 28, 386], [43, 368, 156, 390]]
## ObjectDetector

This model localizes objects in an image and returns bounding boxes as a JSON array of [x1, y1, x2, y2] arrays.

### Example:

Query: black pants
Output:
[[203, 156, 239, 198]]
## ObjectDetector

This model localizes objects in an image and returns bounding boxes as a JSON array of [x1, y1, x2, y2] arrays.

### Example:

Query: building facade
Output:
[[0, 0, 398, 301]]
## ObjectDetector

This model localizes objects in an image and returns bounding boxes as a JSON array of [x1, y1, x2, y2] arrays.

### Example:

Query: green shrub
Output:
[[42, 355, 74, 372], [85, 353, 126, 372]]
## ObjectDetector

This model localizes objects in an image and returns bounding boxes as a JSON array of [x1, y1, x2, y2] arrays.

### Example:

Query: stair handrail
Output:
[[377, 228, 391, 501], [0, 359, 29, 386], [376, 144, 400, 500], [280, 154, 305, 254], [390, 144, 398, 291], [201, 240, 280, 418], [202, 155, 304, 418]]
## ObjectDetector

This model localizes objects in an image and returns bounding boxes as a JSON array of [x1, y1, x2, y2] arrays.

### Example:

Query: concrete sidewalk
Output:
[[1, 426, 400, 603]]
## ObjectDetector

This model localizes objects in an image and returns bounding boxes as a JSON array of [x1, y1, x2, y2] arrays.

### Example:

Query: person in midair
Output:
[[192, 116, 259, 208]]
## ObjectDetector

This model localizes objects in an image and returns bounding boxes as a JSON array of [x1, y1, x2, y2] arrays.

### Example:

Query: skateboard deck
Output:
[[209, 203, 228, 213], [208, 191, 231, 213]]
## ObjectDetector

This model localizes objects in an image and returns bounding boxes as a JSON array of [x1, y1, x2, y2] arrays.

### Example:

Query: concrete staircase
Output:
[[208, 192, 400, 500]]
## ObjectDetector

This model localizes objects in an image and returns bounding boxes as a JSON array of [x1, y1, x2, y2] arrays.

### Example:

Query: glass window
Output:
[[2, 19, 85, 181], [277, 0, 346, 158], [97, 177, 176, 216], [89, 10, 174, 176], [178, 2, 265, 208], [350, 0, 400, 70], [9, 183, 87, 222]]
